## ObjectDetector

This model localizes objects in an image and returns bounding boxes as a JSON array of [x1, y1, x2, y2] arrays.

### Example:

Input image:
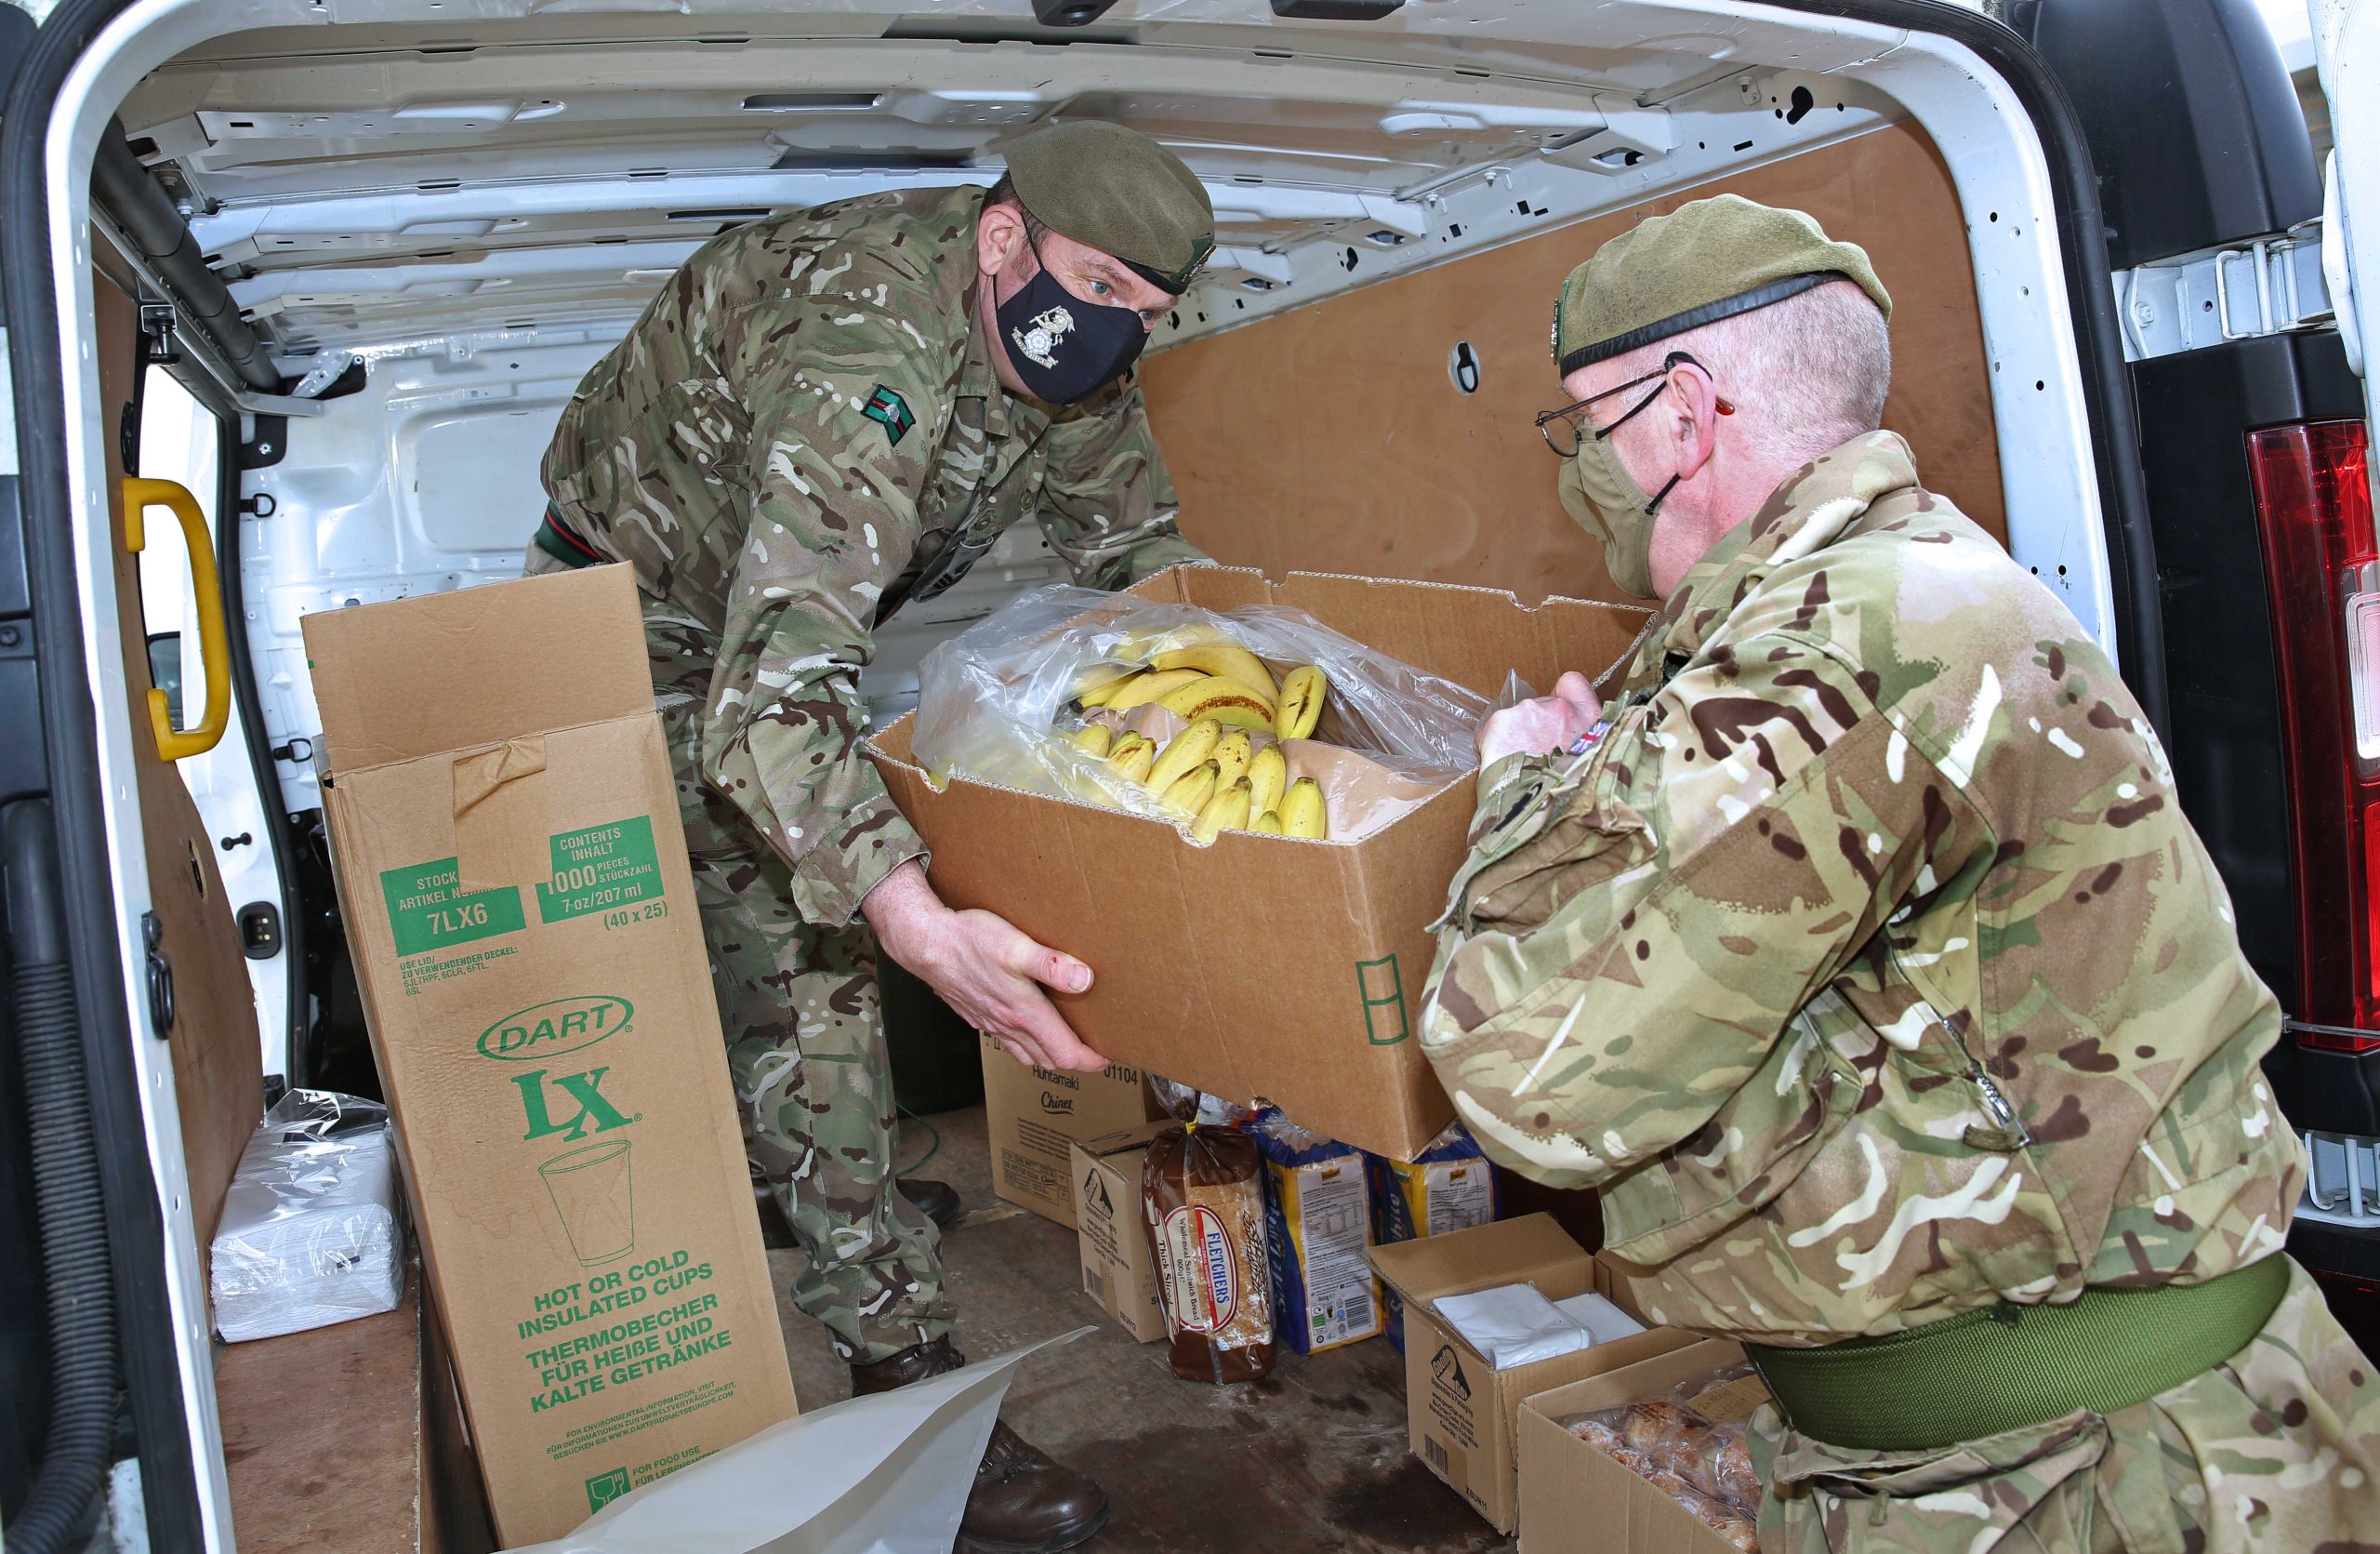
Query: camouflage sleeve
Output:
[[699, 302, 945, 927], [1419, 625, 1975, 1189], [1035, 375, 1210, 590]]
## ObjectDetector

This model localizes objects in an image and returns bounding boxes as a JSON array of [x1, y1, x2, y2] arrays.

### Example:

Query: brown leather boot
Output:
[[849, 1338, 1110, 1552]]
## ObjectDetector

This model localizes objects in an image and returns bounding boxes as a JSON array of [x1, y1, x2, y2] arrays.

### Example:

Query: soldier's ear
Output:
[[977, 200, 1028, 278]]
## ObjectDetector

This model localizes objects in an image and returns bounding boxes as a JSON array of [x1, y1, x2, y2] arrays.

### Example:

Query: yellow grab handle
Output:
[[123, 477, 232, 763]]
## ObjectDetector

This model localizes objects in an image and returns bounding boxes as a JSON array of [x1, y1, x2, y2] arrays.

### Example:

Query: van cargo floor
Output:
[[768, 1105, 1510, 1554]]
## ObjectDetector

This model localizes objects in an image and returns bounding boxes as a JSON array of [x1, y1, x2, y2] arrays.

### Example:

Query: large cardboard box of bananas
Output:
[[867, 565, 1646, 1160]]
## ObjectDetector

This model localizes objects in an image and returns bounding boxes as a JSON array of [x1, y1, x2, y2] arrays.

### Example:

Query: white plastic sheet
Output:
[[210, 1089, 403, 1342], [1435, 1282, 1595, 1370], [503, 1329, 1092, 1554]]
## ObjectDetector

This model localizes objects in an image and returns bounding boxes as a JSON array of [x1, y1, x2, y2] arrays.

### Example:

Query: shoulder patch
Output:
[[859, 383, 916, 445]]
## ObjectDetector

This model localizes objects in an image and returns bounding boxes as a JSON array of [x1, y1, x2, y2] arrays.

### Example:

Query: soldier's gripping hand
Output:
[[861, 858, 1108, 1074], [1477, 671, 1605, 765]]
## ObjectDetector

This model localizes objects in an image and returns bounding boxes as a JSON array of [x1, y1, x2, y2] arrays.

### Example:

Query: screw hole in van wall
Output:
[[1448, 341, 1482, 395]]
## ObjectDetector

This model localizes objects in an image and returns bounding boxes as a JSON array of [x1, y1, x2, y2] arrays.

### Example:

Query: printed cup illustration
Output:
[[539, 1140, 637, 1266]]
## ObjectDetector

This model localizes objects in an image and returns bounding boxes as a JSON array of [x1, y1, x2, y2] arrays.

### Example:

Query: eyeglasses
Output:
[[1535, 352, 1735, 458]]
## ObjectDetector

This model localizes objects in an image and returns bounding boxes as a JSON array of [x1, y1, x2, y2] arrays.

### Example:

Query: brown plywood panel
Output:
[[216, 1263, 432, 1554], [1142, 123, 2003, 607], [95, 268, 263, 1258]]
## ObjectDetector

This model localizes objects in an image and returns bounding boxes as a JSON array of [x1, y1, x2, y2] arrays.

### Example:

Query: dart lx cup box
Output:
[[306, 564, 796, 1546]]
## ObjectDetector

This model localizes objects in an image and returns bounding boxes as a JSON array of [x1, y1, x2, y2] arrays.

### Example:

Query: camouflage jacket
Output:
[[1420, 432, 2302, 1344], [540, 183, 1207, 926]]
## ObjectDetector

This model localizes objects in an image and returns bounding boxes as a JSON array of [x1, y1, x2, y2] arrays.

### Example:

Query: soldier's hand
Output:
[[863, 861, 1106, 1073], [1477, 671, 1604, 764]]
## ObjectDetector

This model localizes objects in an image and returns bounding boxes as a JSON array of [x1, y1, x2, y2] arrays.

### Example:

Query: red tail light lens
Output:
[[2251, 419, 2380, 1051]]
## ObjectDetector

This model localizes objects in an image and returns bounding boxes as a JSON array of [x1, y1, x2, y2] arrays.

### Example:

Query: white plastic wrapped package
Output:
[[211, 1089, 403, 1342], [910, 585, 1490, 843], [1435, 1282, 1596, 1370]]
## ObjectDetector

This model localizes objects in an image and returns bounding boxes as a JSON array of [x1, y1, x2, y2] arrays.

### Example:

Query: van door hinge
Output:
[[2114, 221, 2336, 361], [143, 910, 175, 1038]]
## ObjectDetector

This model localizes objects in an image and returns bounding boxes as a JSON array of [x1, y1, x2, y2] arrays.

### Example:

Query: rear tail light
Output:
[[2251, 419, 2380, 1051]]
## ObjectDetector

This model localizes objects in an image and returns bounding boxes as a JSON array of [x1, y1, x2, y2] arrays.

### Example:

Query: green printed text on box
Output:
[[538, 816, 665, 923], [382, 858, 527, 957]]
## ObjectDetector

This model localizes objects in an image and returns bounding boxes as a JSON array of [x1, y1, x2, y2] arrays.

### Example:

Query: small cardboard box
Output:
[[1518, 1339, 1754, 1554], [980, 1036, 1160, 1229], [1069, 1122, 1172, 1342], [306, 566, 797, 1547], [869, 565, 1647, 1160], [1369, 1215, 1694, 1534]]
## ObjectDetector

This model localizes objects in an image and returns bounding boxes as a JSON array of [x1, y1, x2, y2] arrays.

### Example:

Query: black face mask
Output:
[[996, 236, 1149, 405]]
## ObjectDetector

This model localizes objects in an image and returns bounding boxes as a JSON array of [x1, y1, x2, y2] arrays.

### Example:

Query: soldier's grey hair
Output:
[[1609, 278, 1892, 466]]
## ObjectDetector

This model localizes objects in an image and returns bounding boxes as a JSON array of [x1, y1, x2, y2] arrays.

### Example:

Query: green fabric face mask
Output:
[[1558, 433, 1662, 600]]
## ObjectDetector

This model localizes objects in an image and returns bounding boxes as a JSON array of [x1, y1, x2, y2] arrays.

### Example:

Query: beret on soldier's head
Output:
[[1551, 193, 1892, 376], [1000, 120, 1216, 297]]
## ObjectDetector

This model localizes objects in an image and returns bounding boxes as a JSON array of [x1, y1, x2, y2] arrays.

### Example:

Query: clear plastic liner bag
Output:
[[210, 1089, 404, 1342], [1564, 1356, 1768, 1522], [911, 586, 1492, 843]]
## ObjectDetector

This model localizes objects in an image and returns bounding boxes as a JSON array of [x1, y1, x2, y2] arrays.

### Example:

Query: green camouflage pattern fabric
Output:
[[1419, 432, 2376, 1540], [538, 182, 1205, 928], [1751, 1258, 2380, 1551], [526, 544, 951, 1362]]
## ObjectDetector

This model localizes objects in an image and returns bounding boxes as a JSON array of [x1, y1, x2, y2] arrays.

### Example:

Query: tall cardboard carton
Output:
[[979, 1036, 1160, 1228], [307, 566, 797, 1547], [871, 565, 1647, 1159]]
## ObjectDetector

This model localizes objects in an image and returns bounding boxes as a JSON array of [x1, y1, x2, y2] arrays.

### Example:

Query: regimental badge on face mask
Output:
[[1011, 304, 1076, 371]]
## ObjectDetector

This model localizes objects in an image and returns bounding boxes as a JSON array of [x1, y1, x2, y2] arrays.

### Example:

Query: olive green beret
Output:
[[1002, 121, 1216, 296], [1552, 193, 1892, 375]]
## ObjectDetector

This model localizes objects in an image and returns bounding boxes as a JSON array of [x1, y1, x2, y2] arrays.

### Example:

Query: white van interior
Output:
[[20, 0, 2156, 1547]]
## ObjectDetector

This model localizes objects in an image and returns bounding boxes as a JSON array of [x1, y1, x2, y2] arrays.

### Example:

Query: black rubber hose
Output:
[[4, 800, 120, 1554], [89, 117, 280, 393]]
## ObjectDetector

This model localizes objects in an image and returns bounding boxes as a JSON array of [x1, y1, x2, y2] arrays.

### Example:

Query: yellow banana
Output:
[[1160, 761, 1220, 817], [1074, 666, 1138, 707], [1246, 744, 1287, 817], [1147, 718, 1223, 793], [1274, 665, 1328, 740], [1152, 642, 1277, 707], [1250, 809, 1285, 836], [1158, 675, 1276, 730], [1104, 733, 1157, 785], [1210, 729, 1253, 789], [1068, 724, 1114, 759], [1192, 777, 1253, 843], [1281, 778, 1328, 839], [1104, 667, 1208, 711]]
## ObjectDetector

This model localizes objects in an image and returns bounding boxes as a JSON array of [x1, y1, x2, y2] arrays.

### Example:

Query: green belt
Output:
[[534, 505, 602, 569], [1745, 1255, 2291, 1452]]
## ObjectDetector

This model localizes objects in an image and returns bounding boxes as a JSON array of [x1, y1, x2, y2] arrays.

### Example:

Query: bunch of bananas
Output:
[[1091, 717, 1329, 841], [1051, 626, 1337, 842]]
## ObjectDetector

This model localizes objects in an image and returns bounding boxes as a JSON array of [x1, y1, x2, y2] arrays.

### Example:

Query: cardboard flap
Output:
[[452, 736, 550, 895], [304, 565, 654, 774], [1368, 1213, 1589, 1304], [1078, 1121, 1176, 1160]]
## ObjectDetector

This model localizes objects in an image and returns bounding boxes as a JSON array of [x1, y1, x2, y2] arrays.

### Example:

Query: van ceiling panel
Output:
[[113, 3, 1915, 360]]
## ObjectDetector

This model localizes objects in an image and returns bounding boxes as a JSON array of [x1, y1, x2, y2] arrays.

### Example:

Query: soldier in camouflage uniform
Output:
[[523, 121, 1216, 1550], [1421, 195, 2380, 1549]]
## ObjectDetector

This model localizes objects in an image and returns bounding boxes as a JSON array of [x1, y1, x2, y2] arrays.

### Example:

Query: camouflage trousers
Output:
[[1750, 1256, 2380, 1552], [524, 544, 952, 1364]]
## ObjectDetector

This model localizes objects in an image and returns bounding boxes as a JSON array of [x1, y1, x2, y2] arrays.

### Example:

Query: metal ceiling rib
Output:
[[108, 2, 1911, 361]]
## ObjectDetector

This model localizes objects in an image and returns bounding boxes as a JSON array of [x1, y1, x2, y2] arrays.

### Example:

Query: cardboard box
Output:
[[1069, 1122, 1172, 1342], [869, 565, 1647, 1160], [980, 1036, 1160, 1229], [306, 566, 797, 1546], [1519, 1339, 1754, 1554], [1369, 1215, 1694, 1534]]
